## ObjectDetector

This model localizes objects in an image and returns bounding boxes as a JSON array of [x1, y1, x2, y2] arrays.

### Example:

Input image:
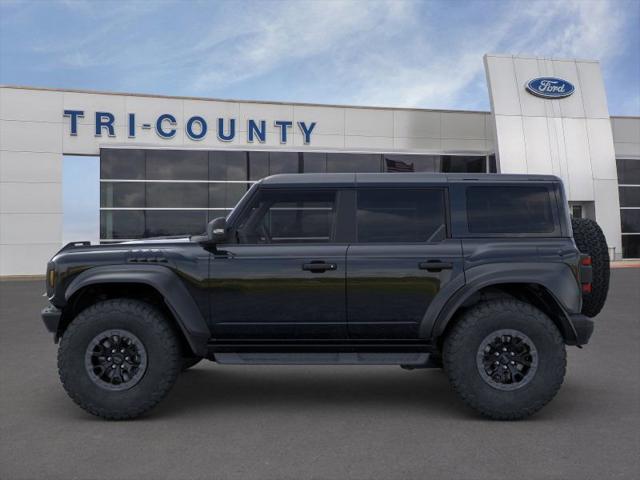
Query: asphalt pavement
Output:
[[1, 269, 639, 480]]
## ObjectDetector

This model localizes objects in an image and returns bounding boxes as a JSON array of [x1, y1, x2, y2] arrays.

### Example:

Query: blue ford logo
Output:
[[526, 77, 575, 99]]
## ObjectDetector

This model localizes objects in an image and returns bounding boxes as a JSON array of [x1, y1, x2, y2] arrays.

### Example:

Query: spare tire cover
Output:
[[571, 217, 610, 317]]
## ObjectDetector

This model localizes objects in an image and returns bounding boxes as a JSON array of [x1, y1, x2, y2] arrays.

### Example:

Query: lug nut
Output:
[[111, 365, 116, 369], [107, 357, 112, 361]]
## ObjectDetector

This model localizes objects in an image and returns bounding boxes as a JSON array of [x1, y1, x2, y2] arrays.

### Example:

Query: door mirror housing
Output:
[[207, 217, 228, 244]]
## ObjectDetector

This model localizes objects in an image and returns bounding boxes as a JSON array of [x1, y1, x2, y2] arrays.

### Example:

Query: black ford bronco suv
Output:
[[42, 173, 610, 420]]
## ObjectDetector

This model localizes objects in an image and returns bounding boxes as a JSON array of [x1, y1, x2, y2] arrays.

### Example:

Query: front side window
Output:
[[466, 186, 555, 234], [356, 189, 446, 243], [235, 190, 336, 244]]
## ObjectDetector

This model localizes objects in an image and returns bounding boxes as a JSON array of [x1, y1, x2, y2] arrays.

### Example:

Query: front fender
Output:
[[421, 262, 581, 341], [65, 264, 210, 356]]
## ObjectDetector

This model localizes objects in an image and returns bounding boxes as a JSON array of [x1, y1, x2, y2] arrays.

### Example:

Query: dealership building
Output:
[[1, 53, 639, 276]]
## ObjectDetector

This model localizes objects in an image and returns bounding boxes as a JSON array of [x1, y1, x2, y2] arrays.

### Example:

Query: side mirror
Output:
[[207, 216, 228, 244]]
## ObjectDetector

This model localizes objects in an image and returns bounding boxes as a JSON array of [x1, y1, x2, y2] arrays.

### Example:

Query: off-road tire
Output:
[[181, 356, 203, 371], [571, 217, 610, 317], [443, 299, 566, 420], [58, 299, 182, 420]]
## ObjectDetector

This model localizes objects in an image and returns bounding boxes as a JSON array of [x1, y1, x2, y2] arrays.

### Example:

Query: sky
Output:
[[1, 0, 639, 241], [1, 0, 639, 114]]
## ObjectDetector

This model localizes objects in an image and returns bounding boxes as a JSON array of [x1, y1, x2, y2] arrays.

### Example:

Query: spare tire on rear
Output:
[[571, 217, 610, 317]]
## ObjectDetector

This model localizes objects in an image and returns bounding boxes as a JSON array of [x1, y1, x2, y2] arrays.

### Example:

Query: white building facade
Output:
[[1, 54, 639, 275]]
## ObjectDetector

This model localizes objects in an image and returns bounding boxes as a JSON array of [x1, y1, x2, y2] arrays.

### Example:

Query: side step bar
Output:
[[206, 340, 438, 366], [214, 352, 432, 366]]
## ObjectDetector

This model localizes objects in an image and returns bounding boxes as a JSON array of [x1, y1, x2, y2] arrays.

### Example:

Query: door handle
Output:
[[418, 261, 453, 272], [302, 261, 337, 273]]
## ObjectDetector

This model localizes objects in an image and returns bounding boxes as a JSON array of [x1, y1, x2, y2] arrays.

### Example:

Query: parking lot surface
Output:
[[1, 269, 639, 480]]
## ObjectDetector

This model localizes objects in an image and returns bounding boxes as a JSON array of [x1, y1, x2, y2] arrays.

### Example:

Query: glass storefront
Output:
[[100, 148, 493, 241], [617, 158, 640, 258]]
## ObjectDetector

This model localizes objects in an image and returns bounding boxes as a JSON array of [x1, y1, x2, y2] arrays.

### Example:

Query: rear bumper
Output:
[[568, 313, 594, 346], [41, 305, 62, 335]]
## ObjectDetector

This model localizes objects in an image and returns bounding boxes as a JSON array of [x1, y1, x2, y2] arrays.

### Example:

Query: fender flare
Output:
[[65, 264, 210, 356], [421, 262, 582, 343]]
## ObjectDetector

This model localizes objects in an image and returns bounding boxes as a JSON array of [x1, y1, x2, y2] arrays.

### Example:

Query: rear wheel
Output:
[[571, 217, 610, 317], [58, 298, 182, 420], [443, 299, 566, 420]]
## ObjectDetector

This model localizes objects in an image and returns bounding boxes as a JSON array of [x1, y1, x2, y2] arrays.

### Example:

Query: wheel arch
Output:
[[437, 282, 580, 347], [61, 265, 210, 356]]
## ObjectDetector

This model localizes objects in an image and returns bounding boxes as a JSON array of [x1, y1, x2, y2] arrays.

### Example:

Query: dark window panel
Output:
[[356, 189, 446, 243], [209, 151, 248, 181], [100, 149, 145, 179], [235, 190, 336, 244], [442, 155, 486, 173], [209, 183, 251, 209], [248, 152, 269, 180], [466, 186, 555, 234], [146, 182, 208, 208], [619, 187, 640, 207], [100, 182, 145, 208], [489, 154, 498, 173], [617, 159, 640, 185], [384, 155, 440, 173], [302, 152, 327, 173], [269, 152, 299, 175], [621, 210, 640, 233], [622, 235, 640, 258], [327, 153, 381, 173], [146, 150, 208, 180], [100, 210, 144, 239], [145, 210, 209, 237]]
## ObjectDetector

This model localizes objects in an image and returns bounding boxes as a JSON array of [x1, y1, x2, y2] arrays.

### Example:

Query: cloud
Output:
[[3, 0, 637, 114]]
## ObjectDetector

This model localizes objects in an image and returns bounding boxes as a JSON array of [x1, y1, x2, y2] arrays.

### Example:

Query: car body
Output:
[[42, 173, 603, 419]]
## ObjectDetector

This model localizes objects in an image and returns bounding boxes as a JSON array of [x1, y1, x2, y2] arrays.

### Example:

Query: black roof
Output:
[[260, 172, 561, 188]]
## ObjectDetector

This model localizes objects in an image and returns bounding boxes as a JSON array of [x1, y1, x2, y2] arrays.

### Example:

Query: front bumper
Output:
[[568, 313, 594, 346], [41, 305, 62, 337]]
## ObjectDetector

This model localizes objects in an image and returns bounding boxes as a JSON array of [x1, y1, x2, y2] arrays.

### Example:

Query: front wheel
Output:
[[58, 299, 182, 420], [443, 299, 566, 420]]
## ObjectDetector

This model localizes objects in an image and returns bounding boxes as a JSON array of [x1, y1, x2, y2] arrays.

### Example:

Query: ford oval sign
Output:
[[526, 77, 575, 99]]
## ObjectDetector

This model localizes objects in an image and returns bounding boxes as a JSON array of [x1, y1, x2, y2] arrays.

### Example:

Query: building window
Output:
[[99, 149, 493, 242], [617, 158, 640, 258]]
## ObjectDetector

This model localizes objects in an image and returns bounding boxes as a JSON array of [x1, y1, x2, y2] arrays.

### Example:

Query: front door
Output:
[[208, 188, 348, 339], [346, 187, 463, 339]]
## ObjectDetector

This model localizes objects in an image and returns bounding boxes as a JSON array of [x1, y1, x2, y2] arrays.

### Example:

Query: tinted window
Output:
[[442, 155, 486, 173], [327, 153, 381, 173], [210, 151, 247, 181], [302, 152, 327, 173], [622, 236, 640, 258], [100, 149, 145, 179], [384, 155, 440, 173], [619, 187, 640, 207], [617, 159, 640, 185], [146, 150, 208, 180], [269, 152, 299, 175], [248, 152, 269, 180], [145, 210, 208, 236], [356, 189, 446, 243], [146, 182, 208, 208], [466, 186, 555, 234], [100, 182, 144, 208], [100, 210, 144, 239], [209, 183, 250, 209], [621, 210, 640, 233], [236, 190, 336, 244]]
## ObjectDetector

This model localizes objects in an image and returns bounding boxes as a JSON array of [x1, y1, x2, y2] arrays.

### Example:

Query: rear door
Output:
[[346, 187, 463, 339]]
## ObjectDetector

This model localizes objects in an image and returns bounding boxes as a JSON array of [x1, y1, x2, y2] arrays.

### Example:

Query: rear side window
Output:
[[356, 189, 446, 243], [466, 186, 555, 234]]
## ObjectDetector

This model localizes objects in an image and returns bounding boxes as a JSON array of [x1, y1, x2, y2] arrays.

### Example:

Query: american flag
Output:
[[385, 158, 414, 172]]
